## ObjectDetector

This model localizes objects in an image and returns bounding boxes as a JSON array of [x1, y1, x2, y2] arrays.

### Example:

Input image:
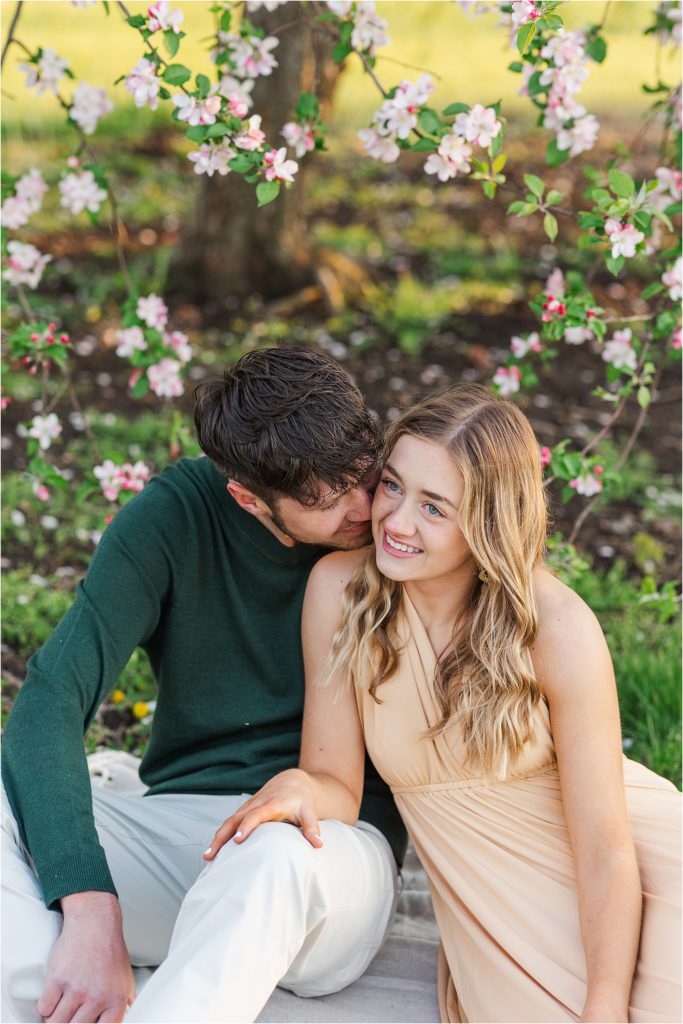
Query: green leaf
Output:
[[637, 385, 651, 410], [507, 200, 537, 216], [651, 207, 674, 231], [524, 173, 545, 199], [542, 14, 564, 30], [492, 153, 507, 174], [546, 138, 570, 168], [164, 29, 180, 57], [633, 210, 652, 233], [205, 122, 230, 139], [158, 86, 171, 100], [229, 153, 255, 173], [527, 70, 545, 97], [490, 129, 504, 159], [640, 281, 665, 300], [131, 375, 150, 399], [481, 180, 496, 199], [331, 41, 352, 64], [442, 102, 470, 116], [185, 125, 210, 142], [256, 180, 280, 207], [543, 211, 558, 242], [196, 73, 211, 98], [127, 14, 146, 28], [411, 137, 437, 152], [546, 189, 564, 205], [517, 21, 537, 55], [587, 35, 607, 63], [605, 253, 625, 275], [162, 63, 191, 86], [219, 9, 231, 31], [417, 108, 442, 135], [507, 60, 524, 73], [295, 91, 319, 120], [608, 168, 635, 198]]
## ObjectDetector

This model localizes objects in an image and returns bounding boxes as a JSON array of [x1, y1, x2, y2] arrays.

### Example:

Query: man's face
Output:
[[267, 473, 377, 549]]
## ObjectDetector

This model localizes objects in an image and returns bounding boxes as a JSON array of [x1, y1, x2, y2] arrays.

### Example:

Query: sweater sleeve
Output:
[[2, 480, 177, 909]]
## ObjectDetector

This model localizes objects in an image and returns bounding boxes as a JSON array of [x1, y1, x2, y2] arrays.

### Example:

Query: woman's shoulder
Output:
[[533, 566, 601, 633], [307, 547, 370, 600]]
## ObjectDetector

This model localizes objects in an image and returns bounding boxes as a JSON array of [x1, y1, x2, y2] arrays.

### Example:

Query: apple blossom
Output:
[[425, 134, 473, 181], [216, 75, 254, 109], [147, 1, 184, 33], [263, 147, 298, 183], [510, 332, 541, 357], [137, 293, 169, 330], [229, 35, 279, 79], [545, 268, 565, 297], [662, 256, 682, 301], [188, 140, 234, 177], [115, 326, 147, 358], [174, 93, 221, 127], [147, 357, 184, 398], [556, 113, 600, 156], [20, 48, 69, 95], [326, 0, 352, 14], [539, 446, 552, 470], [492, 365, 521, 395], [27, 413, 62, 450], [357, 128, 400, 163], [351, 3, 390, 53], [651, 166, 682, 210], [541, 29, 586, 68], [94, 459, 151, 501], [124, 58, 160, 111], [33, 483, 51, 502], [234, 114, 266, 151], [454, 104, 501, 148], [70, 82, 114, 134], [1, 197, 32, 230], [59, 169, 107, 215], [569, 473, 603, 497], [671, 327, 682, 350], [16, 168, 48, 212], [246, 0, 288, 9], [165, 331, 193, 364], [281, 122, 315, 158], [511, 1, 541, 28], [603, 218, 645, 259], [3, 241, 52, 289], [564, 326, 593, 345], [225, 93, 249, 119], [602, 328, 637, 371]]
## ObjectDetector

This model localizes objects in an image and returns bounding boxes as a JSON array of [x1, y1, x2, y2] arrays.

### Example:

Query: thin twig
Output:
[[1, 0, 23, 70], [15, 282, 35, 323], [614, 359, 666, 472], [579, 338, 652, 458], [66, 373, 102, 462], [377, 54, 442, 81]]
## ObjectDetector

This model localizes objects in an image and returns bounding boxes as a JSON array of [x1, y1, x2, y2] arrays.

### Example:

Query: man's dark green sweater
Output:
[[3, 457, 406, 910]]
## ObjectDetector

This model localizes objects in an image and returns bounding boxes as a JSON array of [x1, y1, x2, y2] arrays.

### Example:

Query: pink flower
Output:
[[164, 330, 193, 364], [454, 104, 501, 148], [124, 58, 160, 111], [326, 0, 352, 14], [27, 413, 62, 450], [94, 460, 151, 501], [281, 122, 315, 158], [246, 0, 288, 10], [230, 35, 279, 79], [173, 94, 222, 127], [147, 1, 184, 33], [263, 147, 299, 183], [226, 93, 249, 119], [351, 4, 390, 52], [670, 327, 682, 350], [424, 134, 472, 181], [569, 473, 602, 497], [603, 218, 644, 259], [358, 127, 400, 163], [137, 294, 169, 330], [602, 328, 637, 370], [556, 113, 599, 156], [70, 82, 113, 134], [541, 29, 586, 68], [510, 332, 541, 358], [188, 141, 234, 177], [33, 483, 51, 502], [0, 196, 32, 229], [20, 48, 69, 95], [217, 75, 253, 109], [545, 268, 565, 298], [16, 169, 48, 212], [564, 326, 593, 345], [59, 170, 107, 215], [662, 257, 682, 301], [3, 240, 52, 289], [147, 358, 184, 398], [539, 446, 552, 470], [115, 326, 148, 358], [511, 0, 541, 28], [492, 366, 521, 396], [234, 115, 266, 151], [94, 459, 122, 501]]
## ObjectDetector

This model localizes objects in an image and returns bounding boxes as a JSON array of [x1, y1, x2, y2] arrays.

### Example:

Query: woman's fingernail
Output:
[[234, 830, 242, 839], [204, 848, 212, 856], [314, 834, 322, 841]]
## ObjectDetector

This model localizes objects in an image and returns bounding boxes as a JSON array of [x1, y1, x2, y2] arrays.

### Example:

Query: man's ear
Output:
[[226, 480, 271, 519]]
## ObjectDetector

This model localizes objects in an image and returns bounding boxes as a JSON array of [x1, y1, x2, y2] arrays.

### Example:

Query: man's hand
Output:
[[37, 891, 135, 1024]]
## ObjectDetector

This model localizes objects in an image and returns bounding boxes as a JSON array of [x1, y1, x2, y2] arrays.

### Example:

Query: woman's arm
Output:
[[204, 550, 367, 856], [531, 572, 642, 1024]]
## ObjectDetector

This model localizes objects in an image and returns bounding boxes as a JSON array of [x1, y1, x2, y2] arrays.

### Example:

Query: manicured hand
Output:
[[37, 891, 135, 1023], [203, 768, 323, 860]]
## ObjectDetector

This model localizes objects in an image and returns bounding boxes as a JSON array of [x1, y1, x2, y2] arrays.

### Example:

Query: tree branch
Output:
[[1, 0, 23, 70]]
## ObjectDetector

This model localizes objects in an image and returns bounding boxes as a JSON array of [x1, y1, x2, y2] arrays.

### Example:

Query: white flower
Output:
[[281, 122, 315, 158], [188, 141, 234, 177], [27, 413, 62, 450], [424, 135, 472, 181], [511, 0, 541, 28], [662, 257, 682, 301], [230, 35, 279, 79], [0, 196, 32, 229], [263, 147, 298, 183], [124, 58, 160, 111], [3, 240, 52, 289], [94, 459, 122, 501], [326, 0, 352, 13], [147, 1, 184, 33], [651, 166, 683, 210], [59, 170, 107, 215], [216, 75, 254, 109], [492, 366, 521, 395], [164, 330, 193, 364], [454, 104, 501, 148], [603, 218, 644, 259], [570, 473, 602, 497], [510, 332, 541, 357], [115, 326, 147, 358], [541, 29, 586, 68], [351, 3, 390, 52], [246, 0, 288, 9], [424, 154, 458, 182], [358, 127, 400, 163], [16, 169, 48, 212], [545, 268, 565, 297], [602, 328, 637, 370], [137, 294, 169, 330], [147, 357, 184, 397], [393, 75, 435, 110], [20, 48, 69, 95], [556, 113, 599, 156], [70, 82, 113, 134], [234, 114, 266, 151], [564, 326, 593, 345]]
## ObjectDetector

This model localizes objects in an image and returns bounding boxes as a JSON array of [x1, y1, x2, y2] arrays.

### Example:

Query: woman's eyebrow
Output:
[[384, 463, 457, 510]]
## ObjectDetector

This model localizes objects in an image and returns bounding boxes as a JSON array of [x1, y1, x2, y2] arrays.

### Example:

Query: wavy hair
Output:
[[325, 384, 548, 779]]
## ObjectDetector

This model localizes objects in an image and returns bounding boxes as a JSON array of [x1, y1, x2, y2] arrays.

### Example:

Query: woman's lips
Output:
[[382, 529, 423, 557]]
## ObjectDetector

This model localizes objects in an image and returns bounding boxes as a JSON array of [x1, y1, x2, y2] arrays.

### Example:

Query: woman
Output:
[[205, 385, 681, 1023]]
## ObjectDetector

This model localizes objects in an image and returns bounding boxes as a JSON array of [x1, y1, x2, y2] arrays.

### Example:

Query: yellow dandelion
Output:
[[111, 689, 125, 704], [132, 701, 149, 719]]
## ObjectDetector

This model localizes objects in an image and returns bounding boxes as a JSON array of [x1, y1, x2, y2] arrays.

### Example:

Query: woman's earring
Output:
[[478, 568, 489, 584]]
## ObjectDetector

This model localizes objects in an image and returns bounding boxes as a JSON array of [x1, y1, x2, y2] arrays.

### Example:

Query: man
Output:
[[2, 347, 406, 1024]]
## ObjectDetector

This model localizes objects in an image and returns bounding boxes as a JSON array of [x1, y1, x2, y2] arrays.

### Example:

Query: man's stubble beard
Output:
[[268, 503, 372, 551]]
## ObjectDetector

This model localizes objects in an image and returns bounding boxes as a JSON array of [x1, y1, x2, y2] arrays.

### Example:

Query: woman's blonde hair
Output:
[[325, 384, 548, 779]]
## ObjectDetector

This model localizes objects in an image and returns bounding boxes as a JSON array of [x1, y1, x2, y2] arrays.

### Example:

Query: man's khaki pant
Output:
[[2, 779, 399, 1023]]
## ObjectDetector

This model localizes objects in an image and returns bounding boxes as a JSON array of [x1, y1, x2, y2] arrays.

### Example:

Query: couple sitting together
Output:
[[3, 347, 680, 1024]]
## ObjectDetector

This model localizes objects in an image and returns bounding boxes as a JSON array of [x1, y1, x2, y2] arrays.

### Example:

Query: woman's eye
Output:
[[382, 478, 400, 493], [425, 503, 442, 518]]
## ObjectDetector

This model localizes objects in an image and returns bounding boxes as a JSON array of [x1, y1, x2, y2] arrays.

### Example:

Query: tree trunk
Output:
[[169, 2, 342, 306]]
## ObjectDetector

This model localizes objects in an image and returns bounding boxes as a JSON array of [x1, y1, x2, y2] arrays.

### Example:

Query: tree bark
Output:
[[169, 2, 341, 306]]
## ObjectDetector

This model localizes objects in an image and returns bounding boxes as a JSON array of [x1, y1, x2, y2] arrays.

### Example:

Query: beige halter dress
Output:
[[354, 590, 682, 1023]]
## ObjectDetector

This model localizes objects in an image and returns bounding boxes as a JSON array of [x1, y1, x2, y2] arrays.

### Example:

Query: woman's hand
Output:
[[203, 768, 323, 860]]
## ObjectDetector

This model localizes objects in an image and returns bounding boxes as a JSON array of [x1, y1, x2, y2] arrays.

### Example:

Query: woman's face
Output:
[[372, 434, 477, 585]]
